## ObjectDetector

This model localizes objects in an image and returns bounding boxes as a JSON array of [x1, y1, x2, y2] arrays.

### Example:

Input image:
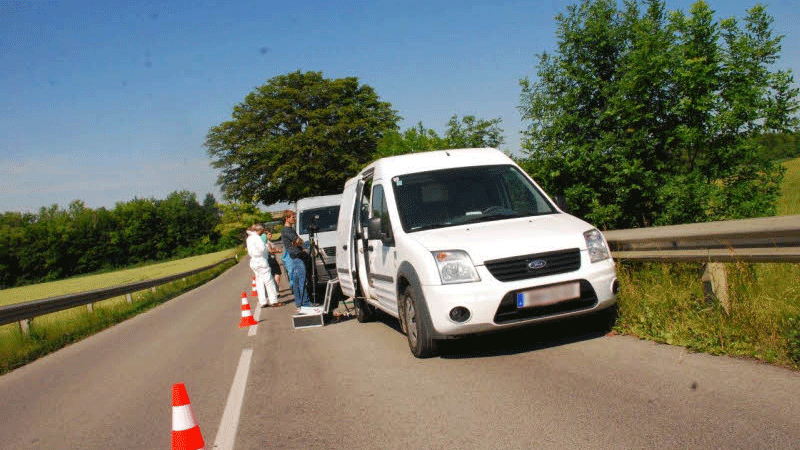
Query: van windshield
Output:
[[392, 165, 556, 233], [298, 206, 340, 234]]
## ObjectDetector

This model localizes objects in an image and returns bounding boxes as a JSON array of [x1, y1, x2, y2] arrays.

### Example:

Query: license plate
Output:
[[516, 282, 580, 308]]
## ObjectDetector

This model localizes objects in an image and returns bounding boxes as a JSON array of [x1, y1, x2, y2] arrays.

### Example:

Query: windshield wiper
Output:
[[458, 212, 525, 225], [409, 223, 451, 232]]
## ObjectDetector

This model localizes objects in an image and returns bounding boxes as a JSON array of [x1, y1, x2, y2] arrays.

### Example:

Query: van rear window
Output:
[[298, 206, 340, 234]]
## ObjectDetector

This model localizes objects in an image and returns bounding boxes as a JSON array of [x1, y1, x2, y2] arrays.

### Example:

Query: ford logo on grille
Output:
[[528, 259, 547, 270]]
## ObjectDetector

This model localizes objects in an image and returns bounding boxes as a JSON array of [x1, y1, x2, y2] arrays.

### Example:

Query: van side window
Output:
[[358, 178, 372, 231], [371, 184, 391, 235]]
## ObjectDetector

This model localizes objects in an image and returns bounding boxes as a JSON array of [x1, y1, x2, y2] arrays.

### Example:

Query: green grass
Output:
[[778, 157, 800, 215], [614, 262, 800, 368], [0, 258, 237, 375], [0, 248, 237, 307], [614, 156, 800, 369]]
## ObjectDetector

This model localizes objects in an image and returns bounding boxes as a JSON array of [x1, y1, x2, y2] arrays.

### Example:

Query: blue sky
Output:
[[1, 0, 798, 213]]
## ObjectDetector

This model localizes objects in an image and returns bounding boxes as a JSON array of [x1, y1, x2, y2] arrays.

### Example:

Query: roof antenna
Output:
[[445, 151, 450, 156]]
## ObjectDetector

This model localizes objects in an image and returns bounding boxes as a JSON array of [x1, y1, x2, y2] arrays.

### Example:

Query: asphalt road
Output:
[[1, 259, 799, 449]]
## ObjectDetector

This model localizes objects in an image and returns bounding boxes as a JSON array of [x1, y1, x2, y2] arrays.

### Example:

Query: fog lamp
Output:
[[449, 306, 471, 323]]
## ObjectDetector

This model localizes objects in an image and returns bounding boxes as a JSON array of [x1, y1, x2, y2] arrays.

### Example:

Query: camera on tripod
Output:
[[307, 214, 320, 235]]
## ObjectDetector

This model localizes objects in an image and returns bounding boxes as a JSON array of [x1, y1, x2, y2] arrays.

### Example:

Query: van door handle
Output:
[[368, 245, 374, 252], [342, 244, 348, 250]]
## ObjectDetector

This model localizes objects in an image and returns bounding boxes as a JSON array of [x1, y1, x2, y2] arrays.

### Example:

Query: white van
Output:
[[335, 148, 618, 358], [296, 194, 342, 284]]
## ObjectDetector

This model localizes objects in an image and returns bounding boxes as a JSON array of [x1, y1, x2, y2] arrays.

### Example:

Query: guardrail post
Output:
[[125, 293, 132, 304], [19, 319, 31, 337], [151, 287, 156, 293], [87, 303, 93, 313], [702, 262, 730, 313]]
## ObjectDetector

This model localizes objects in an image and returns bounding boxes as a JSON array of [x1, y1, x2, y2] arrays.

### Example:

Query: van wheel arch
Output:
[[396, 263, 438, 358]]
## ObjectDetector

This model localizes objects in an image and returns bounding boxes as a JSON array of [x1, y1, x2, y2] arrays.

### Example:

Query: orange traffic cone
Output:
[[250, 275, 258, 297], [239, 292, 258, 328], [172, 383, 205, 450]]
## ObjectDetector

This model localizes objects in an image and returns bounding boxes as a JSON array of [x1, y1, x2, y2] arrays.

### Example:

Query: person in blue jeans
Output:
[[282, 244, 295, 287], [281, 210, 313, 312]]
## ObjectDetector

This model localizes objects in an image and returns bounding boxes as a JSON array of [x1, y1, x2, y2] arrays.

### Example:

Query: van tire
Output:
[[403, 285, 438, 358], [354, 297, 374, 323]]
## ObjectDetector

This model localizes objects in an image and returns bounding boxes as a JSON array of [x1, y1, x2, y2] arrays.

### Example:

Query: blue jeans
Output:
[[282, 250, 295, 286], [290, 257, 311, 307]]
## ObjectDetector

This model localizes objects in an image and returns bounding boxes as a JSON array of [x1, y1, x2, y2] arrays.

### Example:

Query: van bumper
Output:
[[421, 259, 617, 337]]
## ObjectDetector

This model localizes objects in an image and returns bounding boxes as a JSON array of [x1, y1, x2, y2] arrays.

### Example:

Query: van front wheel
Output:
[[403, 285, 438, 358]]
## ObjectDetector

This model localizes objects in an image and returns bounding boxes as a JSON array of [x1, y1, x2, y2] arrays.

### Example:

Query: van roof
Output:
[[360, 148, 513, 180], [295, 194, 342, 210]]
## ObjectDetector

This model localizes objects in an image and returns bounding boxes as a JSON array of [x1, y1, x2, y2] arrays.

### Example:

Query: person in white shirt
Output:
[[246, 223, 278, 307]]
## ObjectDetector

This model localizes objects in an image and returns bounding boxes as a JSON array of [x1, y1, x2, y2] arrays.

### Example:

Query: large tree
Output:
[[206, 71, 400, 204], [519, 0, 798, 229]]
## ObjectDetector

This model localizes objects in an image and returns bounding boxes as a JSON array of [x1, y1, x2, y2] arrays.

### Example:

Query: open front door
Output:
[[335, 178, 363, 298]]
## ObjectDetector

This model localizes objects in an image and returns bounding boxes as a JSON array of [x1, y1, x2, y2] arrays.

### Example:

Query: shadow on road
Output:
[[372, 307, 617, 359]]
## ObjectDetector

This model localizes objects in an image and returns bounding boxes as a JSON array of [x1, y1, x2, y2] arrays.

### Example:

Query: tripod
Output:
[[307, 228, 349, 314], [307, 228, 328, 304]]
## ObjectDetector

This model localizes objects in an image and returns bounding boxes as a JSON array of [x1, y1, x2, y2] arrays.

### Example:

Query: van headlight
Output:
[[432, 250, 481, 284], [584, 229, 610, 263]]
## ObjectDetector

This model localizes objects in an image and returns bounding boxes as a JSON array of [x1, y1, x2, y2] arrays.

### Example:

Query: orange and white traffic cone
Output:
[[172, 382, 205, 450], [250, 275, 258, 297], [239, 292, 258, 328]]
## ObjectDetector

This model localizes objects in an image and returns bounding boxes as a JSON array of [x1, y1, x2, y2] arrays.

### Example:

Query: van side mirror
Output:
[[368, 217, 394, 246]]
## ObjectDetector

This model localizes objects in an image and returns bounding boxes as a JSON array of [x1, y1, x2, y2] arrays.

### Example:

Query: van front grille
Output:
[[484, 248, 580, 282]]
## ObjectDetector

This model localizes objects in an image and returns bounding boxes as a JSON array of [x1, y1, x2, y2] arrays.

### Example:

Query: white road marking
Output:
[[212, 348, 253, 450]]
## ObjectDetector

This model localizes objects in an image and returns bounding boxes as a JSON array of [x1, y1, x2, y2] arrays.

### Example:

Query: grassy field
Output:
[[0, 248, 237, 307], [614, 156, 800, 369]]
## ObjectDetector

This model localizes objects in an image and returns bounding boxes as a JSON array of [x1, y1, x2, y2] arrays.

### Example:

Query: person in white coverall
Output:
[[246, 223, 278, 307]]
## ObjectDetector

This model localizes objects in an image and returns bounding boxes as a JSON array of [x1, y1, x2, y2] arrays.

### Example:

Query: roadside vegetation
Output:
[[614, 157, 800, 369], [0, 253, 239, 375], [0, 193, 272, 289]]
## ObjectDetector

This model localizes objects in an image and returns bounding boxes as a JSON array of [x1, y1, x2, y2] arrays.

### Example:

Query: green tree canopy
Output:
[[519, 0, 798, 229], [444, 114, 505, 149], [214, 202, 272, 246], [0, 192, 229, 288], [206, 71, 400, 205], [375, 114, 505, 158]]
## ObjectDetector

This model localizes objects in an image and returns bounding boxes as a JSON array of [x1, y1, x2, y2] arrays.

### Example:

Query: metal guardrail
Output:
[[603, 214, 800, 263], [0, 257, 237, 328]]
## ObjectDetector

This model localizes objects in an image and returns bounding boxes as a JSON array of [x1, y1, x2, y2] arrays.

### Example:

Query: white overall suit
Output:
[[246, 230, 278, 306]]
